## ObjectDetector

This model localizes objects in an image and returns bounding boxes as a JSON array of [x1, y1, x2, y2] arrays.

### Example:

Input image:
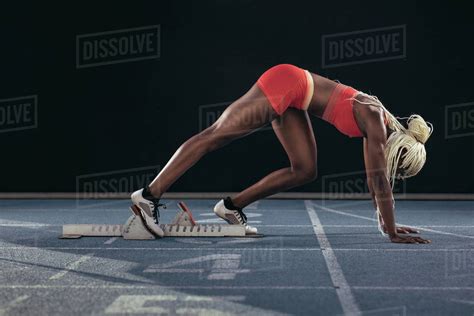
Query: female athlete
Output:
[[131, 64, 433, 244]]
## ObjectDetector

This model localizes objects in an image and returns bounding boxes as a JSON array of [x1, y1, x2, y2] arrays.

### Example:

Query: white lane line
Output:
[[49, 254, 93, 280], [332, 248, 474, 252], [257, 224, 474, 228], [0, 285, 333, 290], [0, 284, 472, 291], [313, 203, 474, 239], [1, 223, 473, 228], [449, 299, 474, 305], [0, 247, 321, 251], [0, 207, 471, 212], [352, 286, 474, 291], [0, 209, 126, 212], [1, 247, 472, 252], [0, 223, 52, 227], [304, 200, 360, 316], [0, 295, 29, 316], [104, 237, 118, 245], [321, 225, 474, 228]]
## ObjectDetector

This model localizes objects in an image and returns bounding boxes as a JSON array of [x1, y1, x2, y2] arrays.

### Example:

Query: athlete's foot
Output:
[[213, 197, 258, 235], [131, 188, 165, 237]]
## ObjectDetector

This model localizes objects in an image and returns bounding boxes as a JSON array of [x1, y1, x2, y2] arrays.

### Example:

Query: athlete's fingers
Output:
[[402, 226, 420, 234], [397, 227, 408, 234], [415, 237, 431, 244]]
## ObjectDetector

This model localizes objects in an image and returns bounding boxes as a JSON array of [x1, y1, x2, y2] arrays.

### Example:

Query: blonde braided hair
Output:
[[355, 92, 434, 187]]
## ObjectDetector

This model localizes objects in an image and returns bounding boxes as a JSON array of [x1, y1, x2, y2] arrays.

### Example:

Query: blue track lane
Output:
[[0, 199, 472, 315]]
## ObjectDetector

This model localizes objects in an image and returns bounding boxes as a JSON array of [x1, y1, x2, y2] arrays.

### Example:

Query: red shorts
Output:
[[257, 64, 313, 115], [322, 84, 364, 138]]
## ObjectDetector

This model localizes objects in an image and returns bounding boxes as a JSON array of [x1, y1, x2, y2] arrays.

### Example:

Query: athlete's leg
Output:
[[231, 108, 317, 208], [148, 84, 278, 198]]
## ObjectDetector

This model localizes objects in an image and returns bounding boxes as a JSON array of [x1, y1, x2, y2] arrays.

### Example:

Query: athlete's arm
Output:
[[363, 111, 396, 237], [363, 139, 420, 235], [363, 138, 377, 210], [363, 108, 430, 244], [363, 138, 386, 231]]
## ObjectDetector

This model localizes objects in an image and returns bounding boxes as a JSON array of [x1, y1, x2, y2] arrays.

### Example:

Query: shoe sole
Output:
[[214, 205, 258, 235]]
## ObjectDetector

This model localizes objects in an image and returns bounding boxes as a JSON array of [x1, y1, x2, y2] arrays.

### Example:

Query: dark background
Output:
[[1, 1, 473, 193]]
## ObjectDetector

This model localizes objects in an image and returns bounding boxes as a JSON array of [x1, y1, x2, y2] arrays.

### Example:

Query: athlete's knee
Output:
[[292, 163, 317, 183]]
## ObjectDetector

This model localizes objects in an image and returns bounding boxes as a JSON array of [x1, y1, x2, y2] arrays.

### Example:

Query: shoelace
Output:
[[234, 208, 248, 224], [151, 201, 166, 224]]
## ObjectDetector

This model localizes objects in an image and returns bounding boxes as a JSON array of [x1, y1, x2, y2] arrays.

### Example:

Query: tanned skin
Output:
[[354, 97, 430, 244], [147, 71, 430, 244], [308, 74, 430, 244]]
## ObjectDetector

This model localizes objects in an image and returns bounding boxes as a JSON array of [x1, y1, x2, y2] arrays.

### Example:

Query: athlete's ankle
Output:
[[224, 196, 243, 211], [142, 186, 161, 201]]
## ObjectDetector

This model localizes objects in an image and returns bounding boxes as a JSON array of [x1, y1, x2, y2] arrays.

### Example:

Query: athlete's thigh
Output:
[[272, 108, 317, 168], [211, 84, 278, 138]]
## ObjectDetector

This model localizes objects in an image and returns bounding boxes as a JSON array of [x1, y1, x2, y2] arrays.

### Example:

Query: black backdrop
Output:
[[1, 1, 473, 194]]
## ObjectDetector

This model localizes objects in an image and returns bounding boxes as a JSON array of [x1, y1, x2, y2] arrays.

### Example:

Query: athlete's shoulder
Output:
[[354, 96, 387, 141]]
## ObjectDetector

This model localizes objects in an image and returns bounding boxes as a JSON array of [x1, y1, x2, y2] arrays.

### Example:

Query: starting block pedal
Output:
[[61, 201, 258, 239]]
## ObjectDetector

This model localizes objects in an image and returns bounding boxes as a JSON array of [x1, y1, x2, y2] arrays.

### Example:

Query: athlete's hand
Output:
[[382, 225, 420, 234], [389, 234, 431, 244]]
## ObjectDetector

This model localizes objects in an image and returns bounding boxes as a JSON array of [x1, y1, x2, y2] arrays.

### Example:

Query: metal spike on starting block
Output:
[[61, 201, 249, 239]]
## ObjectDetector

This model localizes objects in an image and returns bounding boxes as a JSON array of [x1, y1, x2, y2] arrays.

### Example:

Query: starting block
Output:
[[61, 201, 257, 239]]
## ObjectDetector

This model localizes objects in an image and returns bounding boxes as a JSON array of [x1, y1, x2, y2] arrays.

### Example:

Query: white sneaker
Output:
[[213, 198, 258, 235], [131, 188, 164, 237]]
